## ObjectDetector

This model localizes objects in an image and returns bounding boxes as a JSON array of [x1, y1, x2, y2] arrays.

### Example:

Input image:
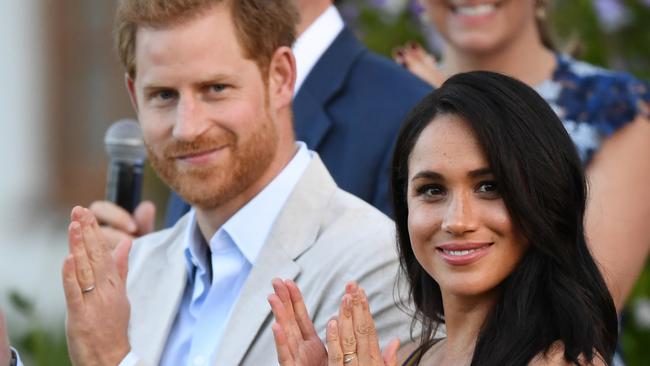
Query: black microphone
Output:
[[104, 119, 147, 213]]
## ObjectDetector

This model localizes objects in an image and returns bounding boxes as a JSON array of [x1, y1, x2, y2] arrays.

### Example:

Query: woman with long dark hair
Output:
[[269, 71, 618, 365], [393, 0, 650, 313]]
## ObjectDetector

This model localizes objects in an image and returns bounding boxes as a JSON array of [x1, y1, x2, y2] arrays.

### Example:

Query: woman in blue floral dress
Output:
[[394, 0, 650, 319]]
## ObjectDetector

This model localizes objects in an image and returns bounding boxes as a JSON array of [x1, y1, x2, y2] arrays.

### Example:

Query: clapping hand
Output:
[[62, 206, 132, 366], [269, 280, 400, 366], [268, 279, 327, 366]]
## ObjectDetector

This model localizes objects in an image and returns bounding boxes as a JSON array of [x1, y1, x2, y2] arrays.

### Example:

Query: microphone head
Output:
[[104, 119, 147, 163]]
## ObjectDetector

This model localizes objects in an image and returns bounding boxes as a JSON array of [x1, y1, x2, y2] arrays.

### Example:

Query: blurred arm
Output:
[[585, 115, 650, 312]]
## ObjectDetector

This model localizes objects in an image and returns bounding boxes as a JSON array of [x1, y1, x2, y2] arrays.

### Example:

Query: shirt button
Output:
[[193, 355, 205, 365]]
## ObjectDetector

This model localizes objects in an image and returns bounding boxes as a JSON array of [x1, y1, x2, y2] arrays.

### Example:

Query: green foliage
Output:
[[622, 270, 650, 366], [8, 291, 72, 366], [350, 4, 426, 57], [552, 0, 650, 80]]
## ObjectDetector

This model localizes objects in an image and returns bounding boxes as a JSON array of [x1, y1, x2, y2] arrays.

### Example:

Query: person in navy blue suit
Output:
[[90, 0, 431, 244], [163, 0, 431, 225]]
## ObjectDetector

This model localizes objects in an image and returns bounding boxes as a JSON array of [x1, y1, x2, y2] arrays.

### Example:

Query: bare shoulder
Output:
[[396, 340, 420, 364], [397, 338, 444, 366], [529, 342, 607, 366]]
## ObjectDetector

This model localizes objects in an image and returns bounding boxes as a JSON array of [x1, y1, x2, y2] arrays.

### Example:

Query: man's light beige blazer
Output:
[[126, 156, 414, 365]]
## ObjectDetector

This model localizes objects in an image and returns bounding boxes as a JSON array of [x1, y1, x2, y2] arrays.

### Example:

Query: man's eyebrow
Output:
[[140, 73, 233, 90], [197, 74, 232, 86]]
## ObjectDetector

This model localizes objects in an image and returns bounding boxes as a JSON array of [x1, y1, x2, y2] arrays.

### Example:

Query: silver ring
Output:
[[343, 352, 357, 364], [82, 284, 96, 294]]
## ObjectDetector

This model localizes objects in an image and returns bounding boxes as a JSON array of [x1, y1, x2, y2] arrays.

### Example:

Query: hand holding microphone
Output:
[[89, 119, 156, 251]]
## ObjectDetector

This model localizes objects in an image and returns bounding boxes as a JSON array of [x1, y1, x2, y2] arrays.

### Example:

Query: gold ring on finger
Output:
[[343, 351, 357, 364]]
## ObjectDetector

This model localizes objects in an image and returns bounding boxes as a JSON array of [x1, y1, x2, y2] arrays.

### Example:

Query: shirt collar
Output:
[[293, 5, 344, 94], [183, 210, 206, 281], [183, 142, 312, 275]]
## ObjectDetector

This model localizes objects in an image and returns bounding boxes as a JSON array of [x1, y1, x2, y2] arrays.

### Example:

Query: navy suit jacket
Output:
[[164, 27, 432, 226]]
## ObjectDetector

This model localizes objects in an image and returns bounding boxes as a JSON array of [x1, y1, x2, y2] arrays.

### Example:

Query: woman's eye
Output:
[[416, 184, 445, 197], [476, 181, 500, 197]]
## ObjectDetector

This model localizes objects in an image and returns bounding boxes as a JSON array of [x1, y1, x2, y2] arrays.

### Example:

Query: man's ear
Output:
[[125, 73, 139, 113], [267, 46, 296, 112]]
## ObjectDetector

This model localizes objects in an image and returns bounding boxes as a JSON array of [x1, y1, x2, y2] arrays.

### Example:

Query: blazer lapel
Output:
[[213, 156, 338, 365], [293, 27, 364, 149], [128, 219, 189, 364]]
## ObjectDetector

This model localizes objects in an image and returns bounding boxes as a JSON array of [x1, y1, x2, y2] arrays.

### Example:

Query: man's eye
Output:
[[210, 84, 227, 93], [153, 90, 176, 100]]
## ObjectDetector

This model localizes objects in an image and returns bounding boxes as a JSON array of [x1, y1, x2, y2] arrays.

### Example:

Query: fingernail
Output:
[[71, 206, 82, 220], [346, 281, 357, 293], [329, 319, 337, 330], [343, 296, 353, 316]]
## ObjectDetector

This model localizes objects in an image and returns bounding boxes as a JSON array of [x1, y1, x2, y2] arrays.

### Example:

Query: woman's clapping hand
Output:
[[269, 279, 400, 366]]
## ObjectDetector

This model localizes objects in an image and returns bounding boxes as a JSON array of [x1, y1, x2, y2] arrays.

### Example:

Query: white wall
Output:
[[0, 0, 68, 332]]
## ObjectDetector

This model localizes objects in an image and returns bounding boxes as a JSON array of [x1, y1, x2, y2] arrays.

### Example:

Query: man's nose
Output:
[[172, 94, 210, 141]]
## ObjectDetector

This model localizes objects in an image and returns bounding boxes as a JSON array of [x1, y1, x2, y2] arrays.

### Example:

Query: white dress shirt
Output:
[[11, 348, 22, 366], [120, 143, 312, 366], [293, 5, 344, 93]]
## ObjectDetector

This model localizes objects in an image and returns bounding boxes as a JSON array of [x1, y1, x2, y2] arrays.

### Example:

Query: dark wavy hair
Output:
[[392, 71, 617, 365]]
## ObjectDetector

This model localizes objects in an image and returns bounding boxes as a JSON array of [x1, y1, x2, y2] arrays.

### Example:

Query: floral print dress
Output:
[[536, 53, 650, 165]]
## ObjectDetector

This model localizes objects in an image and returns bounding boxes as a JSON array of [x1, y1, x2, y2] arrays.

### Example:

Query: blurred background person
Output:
[[391, 0, 650, 321]]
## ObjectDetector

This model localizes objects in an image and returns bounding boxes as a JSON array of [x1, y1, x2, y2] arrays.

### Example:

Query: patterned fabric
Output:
[[536, 54, 650, 164]]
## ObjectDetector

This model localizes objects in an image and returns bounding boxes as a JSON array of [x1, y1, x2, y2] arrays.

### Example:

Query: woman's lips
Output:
[[436, 242, 493, 266]]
